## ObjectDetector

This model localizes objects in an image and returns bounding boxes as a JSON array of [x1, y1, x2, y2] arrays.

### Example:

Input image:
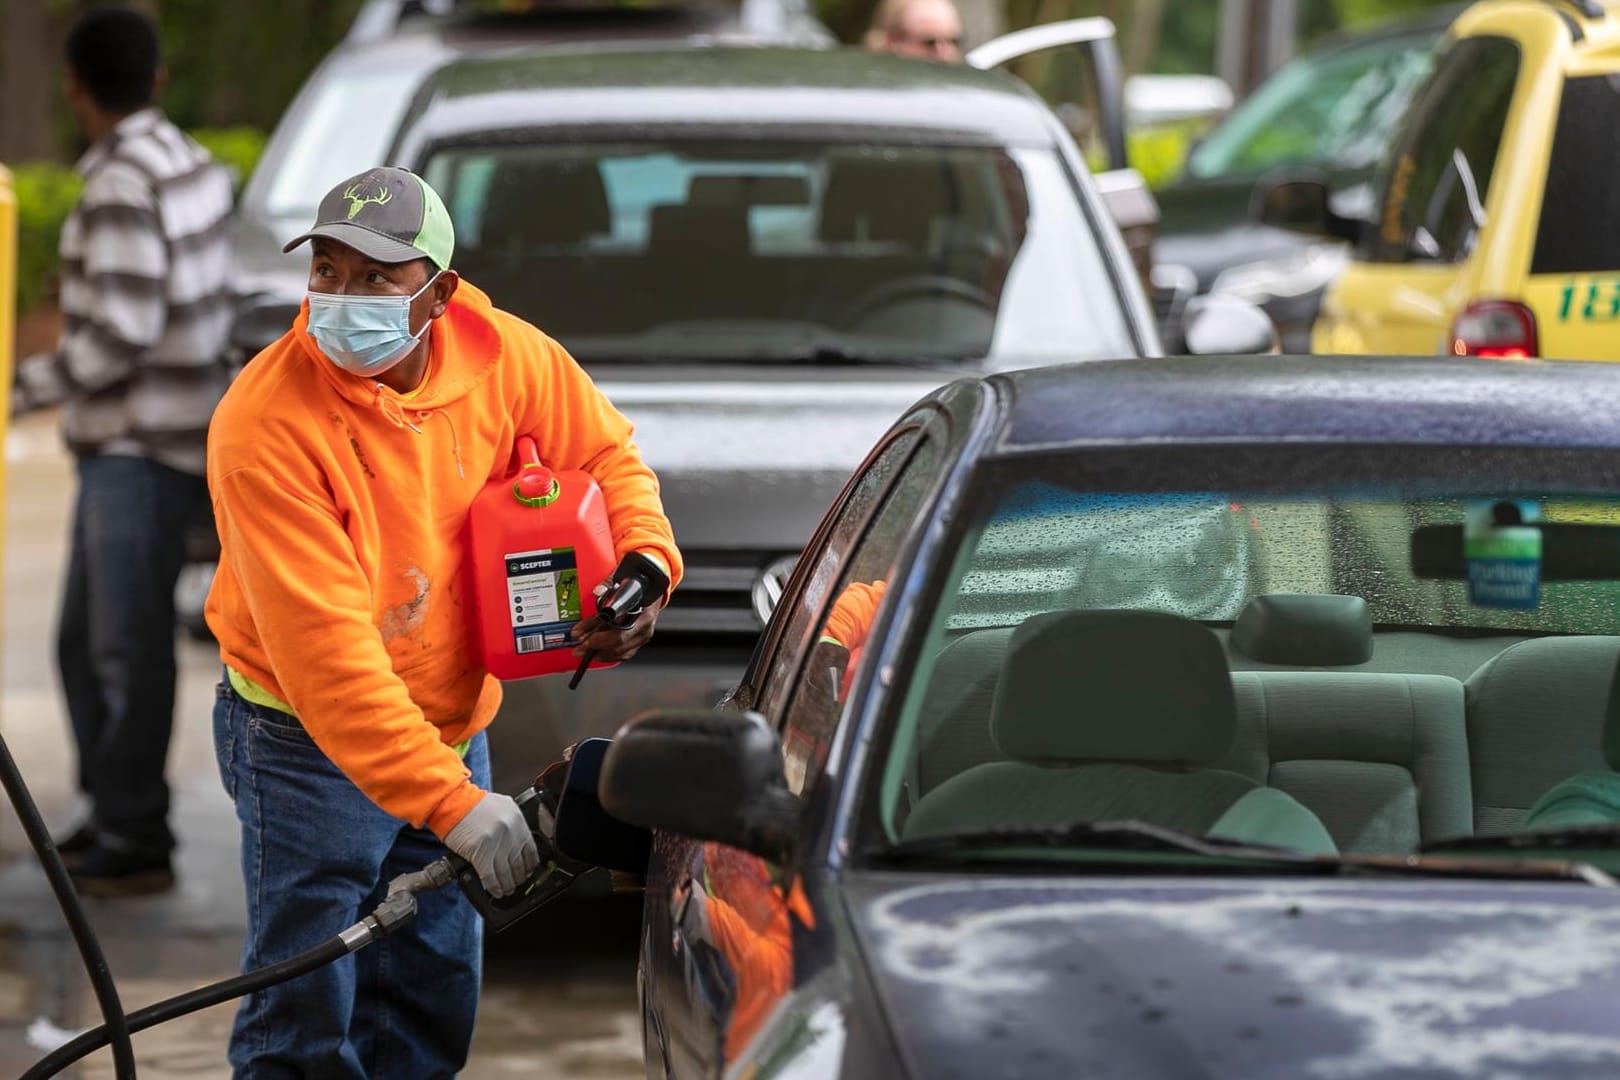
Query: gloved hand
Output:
[[444, 792, 540, 898]]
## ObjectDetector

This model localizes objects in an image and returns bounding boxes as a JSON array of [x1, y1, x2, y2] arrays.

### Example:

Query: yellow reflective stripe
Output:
[[228, 667, 472, 758], [227, 666, 296, 716]]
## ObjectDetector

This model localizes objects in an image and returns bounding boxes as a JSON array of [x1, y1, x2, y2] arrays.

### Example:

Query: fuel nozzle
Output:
[[569, 552, 671, 690]]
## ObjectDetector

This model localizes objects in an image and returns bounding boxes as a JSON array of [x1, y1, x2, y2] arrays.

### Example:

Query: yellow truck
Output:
[[1261, 0, 1620, 361]]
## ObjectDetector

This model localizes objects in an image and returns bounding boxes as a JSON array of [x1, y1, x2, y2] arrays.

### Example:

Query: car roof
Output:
[[991, 355, 1620, 453], [397, 46, 1059, 147], [1456, 0, 1620, 49], [343, 0, 827, 52]]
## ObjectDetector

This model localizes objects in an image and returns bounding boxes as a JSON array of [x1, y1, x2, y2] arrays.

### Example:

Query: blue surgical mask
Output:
[[307, 272, 440, 377]]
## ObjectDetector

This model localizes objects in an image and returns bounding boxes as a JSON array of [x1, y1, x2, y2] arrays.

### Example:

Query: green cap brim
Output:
[[282, 220, 439, 267]]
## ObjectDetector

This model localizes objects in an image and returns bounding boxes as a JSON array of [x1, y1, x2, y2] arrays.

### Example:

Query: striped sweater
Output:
[[14, 108, 234, 475]]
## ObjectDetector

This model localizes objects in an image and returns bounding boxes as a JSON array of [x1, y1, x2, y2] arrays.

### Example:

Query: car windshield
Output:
[[869, 446, 1620, 872], [419, 139, 1134, 363], [260, 65, 426, 219], [1186, 30, 1438, 179]]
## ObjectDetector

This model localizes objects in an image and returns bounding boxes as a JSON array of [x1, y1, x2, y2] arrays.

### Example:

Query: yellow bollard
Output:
[[0, 164, 13, 543]]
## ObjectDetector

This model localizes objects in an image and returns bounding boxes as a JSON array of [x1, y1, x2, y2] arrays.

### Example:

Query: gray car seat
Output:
[[1223, 672, 1471, 853], [1467, 636, 1620, 833], [903, 610, 1337, 854]]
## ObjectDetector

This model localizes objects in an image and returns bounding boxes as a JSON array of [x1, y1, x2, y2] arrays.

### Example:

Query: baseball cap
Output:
[[283, 166, 454, 270]]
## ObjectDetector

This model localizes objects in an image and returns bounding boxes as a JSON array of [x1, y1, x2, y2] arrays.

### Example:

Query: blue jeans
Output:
[[213, 681, 485, 1079], [60, 453, 207, 855]]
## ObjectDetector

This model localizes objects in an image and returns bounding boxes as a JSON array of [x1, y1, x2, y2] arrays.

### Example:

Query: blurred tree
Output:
[[1332, 0, 1455, 23], [156, 0, 367, 133], [0, 0, 365, 163]]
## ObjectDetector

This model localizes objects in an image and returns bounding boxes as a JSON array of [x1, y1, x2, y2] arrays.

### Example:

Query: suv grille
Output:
[[659, 549, 794, 637]]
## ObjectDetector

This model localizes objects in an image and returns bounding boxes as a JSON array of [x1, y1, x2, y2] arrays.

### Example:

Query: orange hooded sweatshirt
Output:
[[205, 281, 682, 839]]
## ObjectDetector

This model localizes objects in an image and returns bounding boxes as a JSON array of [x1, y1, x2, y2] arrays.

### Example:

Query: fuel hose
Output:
[[3, 714, 457, 1080], [0, 730, 136, 1078], [19, 860, 452, 1079]]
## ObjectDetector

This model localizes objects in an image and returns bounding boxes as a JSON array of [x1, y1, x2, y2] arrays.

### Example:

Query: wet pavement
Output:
[[0, 410, 644, 1078]]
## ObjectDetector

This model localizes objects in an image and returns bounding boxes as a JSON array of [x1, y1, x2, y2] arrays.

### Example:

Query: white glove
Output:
[[444, 792, 540, 898]]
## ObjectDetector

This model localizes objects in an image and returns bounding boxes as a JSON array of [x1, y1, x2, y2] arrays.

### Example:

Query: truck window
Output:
[[1363, 35, 1519, 265], [1531, 74, 1620, 275]]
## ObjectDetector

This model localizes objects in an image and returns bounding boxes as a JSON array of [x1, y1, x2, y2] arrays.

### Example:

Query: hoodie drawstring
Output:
[[373, 383, 465, 479]]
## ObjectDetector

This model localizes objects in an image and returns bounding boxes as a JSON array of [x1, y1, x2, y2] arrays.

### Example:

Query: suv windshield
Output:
[[1186, 30, 1437, 180], [259, 65, 426, 219], [870, 447, 1620, 873], [420, 139, 1133, 362]]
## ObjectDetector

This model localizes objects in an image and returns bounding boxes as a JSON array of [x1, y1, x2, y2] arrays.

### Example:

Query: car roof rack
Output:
[[1548, 0, 1606, 20]]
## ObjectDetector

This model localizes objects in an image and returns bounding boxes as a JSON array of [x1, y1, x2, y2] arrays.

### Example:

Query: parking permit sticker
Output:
[[1465, 500, 1542, 610]]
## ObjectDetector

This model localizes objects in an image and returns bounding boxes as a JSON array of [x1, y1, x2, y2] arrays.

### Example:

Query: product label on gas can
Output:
[[505, 547, 581, 654]]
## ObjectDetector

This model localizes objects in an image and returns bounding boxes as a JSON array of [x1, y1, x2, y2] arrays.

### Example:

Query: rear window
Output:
[[1531, 74, 1620, 275], [419, 138, 1136, 364]]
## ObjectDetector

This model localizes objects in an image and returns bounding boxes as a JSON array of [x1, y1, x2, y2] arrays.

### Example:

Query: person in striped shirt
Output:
[[11, 6, 234, 895]]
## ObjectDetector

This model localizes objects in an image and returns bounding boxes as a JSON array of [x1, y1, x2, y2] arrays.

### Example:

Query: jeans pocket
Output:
[[246, 704, 317, 748], [212, 686, 238, 802]]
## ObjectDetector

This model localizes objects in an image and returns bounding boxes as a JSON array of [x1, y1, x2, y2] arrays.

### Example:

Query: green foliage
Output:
[[8, 125, 267, 316], [190, 126, 268, 192], [156, 0, 368, 133], [1332, 0, 1457, 27], [11, 161, 81, 314], [1129, 121, 1206, 190]]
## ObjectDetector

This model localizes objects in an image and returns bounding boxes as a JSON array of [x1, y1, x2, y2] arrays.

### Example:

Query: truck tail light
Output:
[[1450, 300, 1538, 360]]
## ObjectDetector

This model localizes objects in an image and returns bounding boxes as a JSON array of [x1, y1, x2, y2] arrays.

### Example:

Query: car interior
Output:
[[889, 493, 1620, 859], [899, 596, 1619, 856], [430, 141, 1029, 353]]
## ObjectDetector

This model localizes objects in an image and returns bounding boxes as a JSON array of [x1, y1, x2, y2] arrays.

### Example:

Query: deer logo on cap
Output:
[[342, 180, 393, 221]]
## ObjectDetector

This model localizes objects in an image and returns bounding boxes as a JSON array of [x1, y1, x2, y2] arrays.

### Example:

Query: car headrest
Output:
[[648, 202, 750, 260], [819, 157, 950, 247], [1231, 594, 1373, 666], [481, 158, 609, 248], [991, 609, 1236, 765], [688, 173, 809, 208]]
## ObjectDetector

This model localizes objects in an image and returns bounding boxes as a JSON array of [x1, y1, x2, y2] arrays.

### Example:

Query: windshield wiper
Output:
[[877, 821, 1617, 885], [1424, 825, 1620, 854]]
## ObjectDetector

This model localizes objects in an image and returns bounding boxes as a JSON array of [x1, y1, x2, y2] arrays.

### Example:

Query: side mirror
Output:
[[1255, 177, 1359, 242], [1182, 294, 1279, 356], [599, 709, 801, 864]]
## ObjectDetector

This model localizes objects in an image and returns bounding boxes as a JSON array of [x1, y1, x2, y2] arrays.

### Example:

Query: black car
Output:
[[596, 353, 1620, 1078], [1152, 7, 1458, 351]]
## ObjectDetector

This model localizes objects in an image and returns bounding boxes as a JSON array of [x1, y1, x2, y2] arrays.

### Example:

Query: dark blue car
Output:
[[597, 354, 1620, 1078]]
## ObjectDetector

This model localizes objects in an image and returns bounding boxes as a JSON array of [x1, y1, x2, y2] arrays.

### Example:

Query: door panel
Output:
[[1314, 262, 1461, 355]]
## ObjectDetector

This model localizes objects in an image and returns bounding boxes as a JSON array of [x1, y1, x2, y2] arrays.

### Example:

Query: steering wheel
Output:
[[836, 274, 998, 329]]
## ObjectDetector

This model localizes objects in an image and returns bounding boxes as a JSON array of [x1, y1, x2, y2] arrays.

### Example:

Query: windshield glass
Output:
[[261, 66, 425, 218], [1186, 30, 1438, 179], [420, 139, 1134, 363], [870, 448, 1620, 869]]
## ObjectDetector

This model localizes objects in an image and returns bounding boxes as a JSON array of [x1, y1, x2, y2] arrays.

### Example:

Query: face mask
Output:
[[307, 272, 440, 377]]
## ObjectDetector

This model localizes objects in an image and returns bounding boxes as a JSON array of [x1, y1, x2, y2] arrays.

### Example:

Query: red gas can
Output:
[[467, 435, 617, 681]]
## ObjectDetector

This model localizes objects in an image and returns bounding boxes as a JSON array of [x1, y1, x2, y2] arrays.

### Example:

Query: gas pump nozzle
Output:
[[568, 551, 671, 690], [442, 738, 653, 933]]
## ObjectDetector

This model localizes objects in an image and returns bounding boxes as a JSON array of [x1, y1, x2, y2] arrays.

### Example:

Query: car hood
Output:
[[843, 873, 1620, 1078], [591, 366, 946, 549]]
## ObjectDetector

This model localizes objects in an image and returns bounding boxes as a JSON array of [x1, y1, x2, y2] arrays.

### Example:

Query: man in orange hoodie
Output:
[[206, 166, 681, 1078]]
